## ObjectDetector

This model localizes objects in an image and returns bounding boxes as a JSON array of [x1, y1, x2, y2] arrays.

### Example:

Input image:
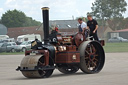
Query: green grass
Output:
[[0, 52, 24, 55], [104, 42, 128, 53]]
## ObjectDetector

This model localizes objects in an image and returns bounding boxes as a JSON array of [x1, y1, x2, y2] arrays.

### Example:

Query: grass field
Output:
[[0, 42, 128, 55], [104, 42, 128, 53], [0, 52, 24, 55]]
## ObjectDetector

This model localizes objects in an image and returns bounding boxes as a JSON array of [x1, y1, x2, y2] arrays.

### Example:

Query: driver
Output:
[[51, 27, 59, 34], [87, 15, 99, 41], [49, 26, 59, 43]]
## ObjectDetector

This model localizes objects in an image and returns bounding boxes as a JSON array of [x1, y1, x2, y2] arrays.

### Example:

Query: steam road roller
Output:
[[16, 7, 105, 78]]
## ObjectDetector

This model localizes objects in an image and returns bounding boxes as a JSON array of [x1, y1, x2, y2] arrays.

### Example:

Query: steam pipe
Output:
[[41, 7, 49, 45]]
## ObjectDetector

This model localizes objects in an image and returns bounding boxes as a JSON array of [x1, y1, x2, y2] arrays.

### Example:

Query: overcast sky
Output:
[[0, 0, 128, 22]]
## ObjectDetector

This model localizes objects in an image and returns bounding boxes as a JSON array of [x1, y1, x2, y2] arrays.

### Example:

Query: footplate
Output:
[[16, 66, 55, 71]]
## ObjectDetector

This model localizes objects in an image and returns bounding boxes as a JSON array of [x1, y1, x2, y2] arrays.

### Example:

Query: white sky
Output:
[[0, 0, 128, 22]]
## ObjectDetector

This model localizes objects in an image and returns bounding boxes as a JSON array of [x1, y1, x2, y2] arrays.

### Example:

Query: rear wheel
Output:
[[79, 41, 105, 74], [58, 66, 79, 74]]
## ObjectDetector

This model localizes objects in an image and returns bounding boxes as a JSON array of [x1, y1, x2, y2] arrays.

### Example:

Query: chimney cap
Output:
[[41, 7, 49, 10]]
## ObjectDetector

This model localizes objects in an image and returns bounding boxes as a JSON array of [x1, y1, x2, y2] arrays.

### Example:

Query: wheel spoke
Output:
[[89, 46, 93, 53], [94, 54, 98, 56], [92, 61, 97, 67], [85, 50, 89, 55], [38, 61, 45, 66], [87, 61, 90, 68], [94, 58, 98, 62], [91, 45, 96, 54], [85, 57, 89, 60]]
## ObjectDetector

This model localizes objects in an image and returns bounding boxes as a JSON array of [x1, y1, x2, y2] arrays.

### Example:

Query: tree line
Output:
[[78, 0, 128, 31], [0, 9, 41, 28], [0, 0, 127, 30]]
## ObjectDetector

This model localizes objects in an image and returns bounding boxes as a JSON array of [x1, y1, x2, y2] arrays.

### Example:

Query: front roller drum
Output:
[[20, 55, 53, 78], [78, 41, 105, 74]]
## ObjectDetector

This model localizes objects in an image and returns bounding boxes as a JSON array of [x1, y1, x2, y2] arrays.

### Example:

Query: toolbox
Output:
[[55, 51, 80, 64]]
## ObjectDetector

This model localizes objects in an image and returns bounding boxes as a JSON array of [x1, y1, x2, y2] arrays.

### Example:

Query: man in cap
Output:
[[87, 15, 99, 41]]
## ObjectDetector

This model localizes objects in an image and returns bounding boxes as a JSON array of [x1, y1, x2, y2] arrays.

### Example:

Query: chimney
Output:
[[41, 7, 49, 45]]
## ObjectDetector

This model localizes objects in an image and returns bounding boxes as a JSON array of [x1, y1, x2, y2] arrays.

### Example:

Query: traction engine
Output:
[[16, 7, 105, 78]]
